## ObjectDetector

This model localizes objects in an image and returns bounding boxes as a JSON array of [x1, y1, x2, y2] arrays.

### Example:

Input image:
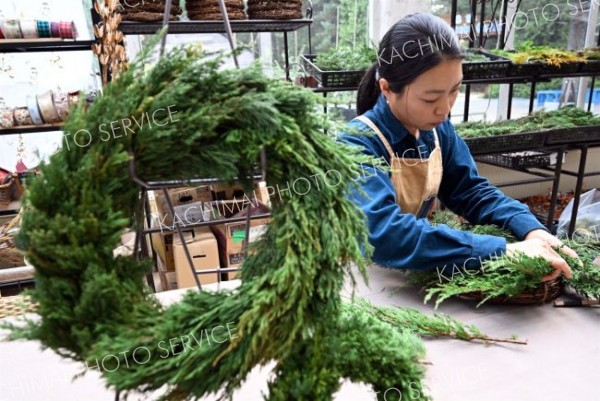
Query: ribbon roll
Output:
[[53, 92, 70, 121], [14, 107, 34, 126], [58, 21, 77, 39], [67, 91, 81, 107], [36, 20, 52, 38], [37, 91, 61, 124], [27, 95, 44, 125], [2, 19, 23, 39], [50, 21, 60, 38], [20, 20, 38, 39], [0, 108, 16, 129]]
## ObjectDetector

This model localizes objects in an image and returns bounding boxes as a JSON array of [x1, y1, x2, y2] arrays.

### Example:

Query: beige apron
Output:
[[355, 115, 443, 216]]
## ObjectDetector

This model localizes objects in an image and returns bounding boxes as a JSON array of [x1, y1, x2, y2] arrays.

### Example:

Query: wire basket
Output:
[[475, 150, 555, 169], [300, 54, 366, 88], [457, 277, 563, 305], [463, 50, 511, 81], [463, 131, 548, 156]]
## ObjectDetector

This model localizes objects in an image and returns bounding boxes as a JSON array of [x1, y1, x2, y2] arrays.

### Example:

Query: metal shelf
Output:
[[119, 19, 312, 35], [0, 124, 63, 136], [0, 39, 95, 53]]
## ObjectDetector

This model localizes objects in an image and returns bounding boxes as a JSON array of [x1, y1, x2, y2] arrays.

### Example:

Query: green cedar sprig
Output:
[[412, 211, 600, 308], [313, 44, 377, 71], [348, 298, 526, 345]]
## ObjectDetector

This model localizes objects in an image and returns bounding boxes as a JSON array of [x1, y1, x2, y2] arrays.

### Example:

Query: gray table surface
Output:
[[1, 265, 599, 401]]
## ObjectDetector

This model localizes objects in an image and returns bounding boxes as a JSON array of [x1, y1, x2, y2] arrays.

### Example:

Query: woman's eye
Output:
[[423, 99, 437, 104]]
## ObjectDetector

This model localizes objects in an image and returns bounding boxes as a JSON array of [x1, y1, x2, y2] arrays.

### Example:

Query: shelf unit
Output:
[[0, 39, 96, 53], [0, 123, 64, 136], [116, 6, 312, 301], [0, 35, 96, 290], [118, 19, 312, 81]]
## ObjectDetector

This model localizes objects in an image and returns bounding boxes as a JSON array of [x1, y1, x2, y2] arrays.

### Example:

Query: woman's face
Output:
[[380, 58, 463, 135]]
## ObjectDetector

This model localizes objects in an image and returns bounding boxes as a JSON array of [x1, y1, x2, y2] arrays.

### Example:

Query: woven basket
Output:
[[0, 175, 17, 206], [0, 295, 37, 319], [0, 212, 24, 269], [457, 277, 563, 305]]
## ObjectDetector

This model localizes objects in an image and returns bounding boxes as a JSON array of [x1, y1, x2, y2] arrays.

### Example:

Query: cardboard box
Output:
[[155, 186, 213, 226], [211, 182, 247, 201], [203, 199, 247, 221], [211, 202, 271, 278], [151, 231, 175, 272], [173, 230, 221, 288]]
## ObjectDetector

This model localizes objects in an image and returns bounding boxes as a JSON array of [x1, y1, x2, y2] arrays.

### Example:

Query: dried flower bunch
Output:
[[92, 0, 128, 85]]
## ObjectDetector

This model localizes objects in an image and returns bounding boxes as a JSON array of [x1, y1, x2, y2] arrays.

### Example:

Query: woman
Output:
[[339, 13, 577, 281]]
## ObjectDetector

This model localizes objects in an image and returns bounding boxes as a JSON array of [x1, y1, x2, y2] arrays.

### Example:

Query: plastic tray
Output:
[[475, 150, 554, 169], [300, 54, 366, 88], [463, 131, 548, 156], [462, 50, 511, 81], [545, 125, 600, 145]]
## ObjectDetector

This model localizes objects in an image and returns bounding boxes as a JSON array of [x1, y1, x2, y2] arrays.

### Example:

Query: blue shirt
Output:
[[339, 95, 546, 271]]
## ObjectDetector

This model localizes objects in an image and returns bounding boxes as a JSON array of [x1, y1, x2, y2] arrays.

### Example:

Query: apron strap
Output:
[[432, 127, 441, 149], [354, 115, 395, 160]]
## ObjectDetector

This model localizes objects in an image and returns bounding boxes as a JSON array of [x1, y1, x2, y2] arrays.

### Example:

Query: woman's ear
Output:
[[379, 78, 391, 97]]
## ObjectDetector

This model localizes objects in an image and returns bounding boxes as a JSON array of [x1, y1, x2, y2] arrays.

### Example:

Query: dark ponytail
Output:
[[357, 13, 463, 115]]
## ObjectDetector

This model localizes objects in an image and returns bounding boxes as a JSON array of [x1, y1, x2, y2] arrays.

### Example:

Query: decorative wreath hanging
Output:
[[7, 41, 430, 400]]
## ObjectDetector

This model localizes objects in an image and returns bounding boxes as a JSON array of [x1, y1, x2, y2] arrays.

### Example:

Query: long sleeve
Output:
[[340, 130, 507, 272], [437, 121, 547, 240]]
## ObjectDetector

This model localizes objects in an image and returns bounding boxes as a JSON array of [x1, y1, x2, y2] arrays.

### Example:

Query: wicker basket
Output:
[[0, 212, 24, 269], [0, 175, 18, 206], [457, 277, 563, 305]]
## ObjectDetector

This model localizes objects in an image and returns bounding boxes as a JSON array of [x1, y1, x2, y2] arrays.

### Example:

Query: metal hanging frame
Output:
[[127, 0, 269, 297]]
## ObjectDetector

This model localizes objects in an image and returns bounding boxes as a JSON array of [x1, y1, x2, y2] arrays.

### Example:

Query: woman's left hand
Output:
[[525, 229, 580, 261]]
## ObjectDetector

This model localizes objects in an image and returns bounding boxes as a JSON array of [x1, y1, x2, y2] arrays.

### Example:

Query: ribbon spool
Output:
[[50, 21, 59, 38], [0, 108, 16, 129], [1, 19, 23, 39], [26, 95, 44, 125], [37, 91, 61, 124], [36, 20, 51, 38], [58, 21, 77, 39], [14, 106, 34, 126], [53, 92, 70, 121], [20, 20, 38, 39]]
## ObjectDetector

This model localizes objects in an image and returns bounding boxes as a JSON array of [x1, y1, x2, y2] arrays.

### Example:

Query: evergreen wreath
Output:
[[6, 41, 431, 400]]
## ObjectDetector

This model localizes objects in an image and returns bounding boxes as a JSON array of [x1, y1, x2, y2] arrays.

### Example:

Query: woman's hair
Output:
[[357, 13, 463, 114]]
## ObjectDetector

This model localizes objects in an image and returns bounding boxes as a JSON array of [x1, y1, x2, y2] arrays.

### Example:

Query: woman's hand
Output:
[[506, 237, 574, 282], [525, 229, 580, 259]]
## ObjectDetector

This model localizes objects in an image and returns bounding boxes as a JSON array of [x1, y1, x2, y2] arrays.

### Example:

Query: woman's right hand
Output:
[[506, 238, 574, 282]]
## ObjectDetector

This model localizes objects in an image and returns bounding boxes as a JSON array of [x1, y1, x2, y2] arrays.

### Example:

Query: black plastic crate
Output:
[[545, 125, 600, 145], [475, 150, 554, 169], [462, 50, 511, 81], [463, 131, 548, 156], [579, 59, 600, 74], [300, 54, 366, 88], [509, 60, 581, 77]]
